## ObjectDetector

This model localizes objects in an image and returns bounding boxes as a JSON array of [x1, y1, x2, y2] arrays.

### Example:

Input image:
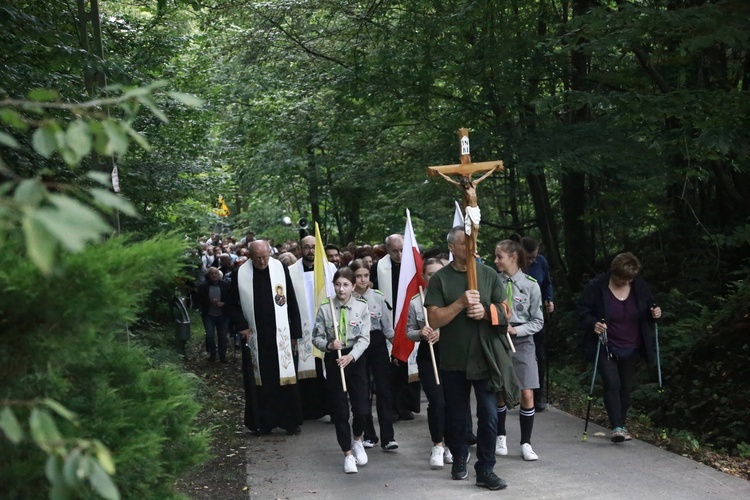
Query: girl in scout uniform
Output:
[[312, 267, 371, 474], [493, 239, 544, 461], [350, 259, 399, 451], [406, 258, 455, 469]]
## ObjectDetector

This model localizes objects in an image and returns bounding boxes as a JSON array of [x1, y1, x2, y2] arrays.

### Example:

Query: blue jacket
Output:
[[526, 254, 553, 304]]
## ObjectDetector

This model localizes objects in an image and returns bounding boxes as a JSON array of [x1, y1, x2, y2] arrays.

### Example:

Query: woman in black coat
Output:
[[577, 252, 662, 443]]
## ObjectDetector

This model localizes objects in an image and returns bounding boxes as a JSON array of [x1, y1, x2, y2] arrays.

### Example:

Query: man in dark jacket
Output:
[[197, 267, 231, 362]]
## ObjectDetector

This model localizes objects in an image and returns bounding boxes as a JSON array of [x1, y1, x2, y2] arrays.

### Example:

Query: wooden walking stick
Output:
[[329, 301, 348, 392], [419, 285, 440, 385]]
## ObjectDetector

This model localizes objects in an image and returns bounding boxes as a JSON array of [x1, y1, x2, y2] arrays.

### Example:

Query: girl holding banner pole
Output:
[[312, 267, 371, 474]]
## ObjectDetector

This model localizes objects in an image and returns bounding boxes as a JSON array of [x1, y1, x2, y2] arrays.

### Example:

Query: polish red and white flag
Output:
[[392, 209, 426, 363]]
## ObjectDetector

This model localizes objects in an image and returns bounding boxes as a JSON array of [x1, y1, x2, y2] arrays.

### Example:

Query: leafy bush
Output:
[[0, 235, 208, 498], [659, 279, 750, 454]]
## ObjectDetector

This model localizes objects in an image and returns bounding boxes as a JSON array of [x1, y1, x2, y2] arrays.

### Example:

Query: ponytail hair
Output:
[[496, 239, 527, 271]]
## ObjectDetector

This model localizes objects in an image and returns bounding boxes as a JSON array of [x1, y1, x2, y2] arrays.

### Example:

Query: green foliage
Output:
[[0, 235, 208, 498], [653, 278, 750, 454], [0, 400, 119, 500]]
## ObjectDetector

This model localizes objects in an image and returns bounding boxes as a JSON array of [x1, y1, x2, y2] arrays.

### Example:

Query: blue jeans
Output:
[[202, 314, 228, 360], [442, 371, 498, 473]]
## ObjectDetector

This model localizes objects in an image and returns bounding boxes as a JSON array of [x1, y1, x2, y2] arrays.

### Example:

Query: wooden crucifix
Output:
[[428, 128, 504, 290]]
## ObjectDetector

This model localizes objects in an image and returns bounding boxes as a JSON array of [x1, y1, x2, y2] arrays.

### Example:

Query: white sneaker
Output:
[[495, 435, 508, 456], [363, 439, 376, 449], [351, 439, 368, 465], [344, 454, 358, 474], [443, 446, 454, 464], [430, 445, 445, 469], [521, 443, 538, 461]]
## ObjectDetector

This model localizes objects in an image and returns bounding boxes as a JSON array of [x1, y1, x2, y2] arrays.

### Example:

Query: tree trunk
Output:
[[561, 0, 595, 288]]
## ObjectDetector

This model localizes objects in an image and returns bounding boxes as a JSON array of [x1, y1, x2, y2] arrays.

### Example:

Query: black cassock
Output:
[[228, 264, 304, 433]]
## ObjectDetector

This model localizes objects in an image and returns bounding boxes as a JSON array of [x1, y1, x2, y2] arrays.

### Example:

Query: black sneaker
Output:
[[476, 470, 508, 490], [451, 451, 471, 480]]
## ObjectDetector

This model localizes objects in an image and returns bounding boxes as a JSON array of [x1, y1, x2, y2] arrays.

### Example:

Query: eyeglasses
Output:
[[302, 245, 315, 251]]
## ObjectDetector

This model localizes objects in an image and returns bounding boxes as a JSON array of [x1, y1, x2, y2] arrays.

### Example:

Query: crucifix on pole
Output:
[[428, 128, 504, 290]]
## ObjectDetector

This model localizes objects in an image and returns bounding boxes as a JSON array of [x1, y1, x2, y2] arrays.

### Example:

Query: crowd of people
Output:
[[190, 227, 662, 490]]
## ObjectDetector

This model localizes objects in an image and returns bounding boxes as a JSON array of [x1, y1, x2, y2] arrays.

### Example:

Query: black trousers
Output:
[[324, 349, 369, 452], [597, 349, 639, 429], [534, 327, 546, 404], [362, 330, 395, 444], [417, 344, 444, 444]]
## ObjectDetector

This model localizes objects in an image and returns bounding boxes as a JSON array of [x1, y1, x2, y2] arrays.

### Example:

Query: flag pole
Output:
[[329, 300, 347, 392], [419, 286, 440, 385]]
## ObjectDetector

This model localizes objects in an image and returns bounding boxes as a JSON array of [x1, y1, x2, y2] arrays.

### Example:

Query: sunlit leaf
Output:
[[62, 448, 82, 486], [0, 407, 24, 444], [37, 197, 111, 251], [90, 187, 138, 217], [121, 123, 151, 152], [22, 215, 56, 275], [45, 454, 63, 484], [88, 461, 120, 500], [14, 179, 45, 207], [41, 399, 77, 423], [102, 120, 129, 157], [28, 88, 59, 102], [0, 131, 20, 149], [0, 109, 28, 130], [29, 408, 62, 453], [168, 91, 205, 107], [86, 171, 112, 187], [94, 441, 116, 475], [141, 96, 168, 123], [32, 126, 57, 159], [66, 120, 91, 159]]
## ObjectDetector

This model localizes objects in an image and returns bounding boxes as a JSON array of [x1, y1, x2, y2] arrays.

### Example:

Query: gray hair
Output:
[[248, 239, 272, 256], [447, 226, 464, 245], [385, 233, 403, 251]]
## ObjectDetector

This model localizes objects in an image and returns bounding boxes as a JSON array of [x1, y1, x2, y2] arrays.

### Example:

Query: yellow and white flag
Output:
[[213, 195, 230, 217]]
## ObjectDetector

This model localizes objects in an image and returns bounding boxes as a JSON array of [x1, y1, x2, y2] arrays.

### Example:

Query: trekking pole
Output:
[[654, 303, 666, 439], [545, 311, 551, 408], [583, 320, 605, 441]]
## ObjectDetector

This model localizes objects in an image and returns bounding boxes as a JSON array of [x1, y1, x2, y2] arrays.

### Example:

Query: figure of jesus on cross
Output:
[[428, 128, 503, 290]]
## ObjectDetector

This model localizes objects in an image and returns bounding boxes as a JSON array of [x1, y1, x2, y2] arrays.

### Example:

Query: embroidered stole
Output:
[[237, 259, 297, 386], [288, 260, 317, 379]]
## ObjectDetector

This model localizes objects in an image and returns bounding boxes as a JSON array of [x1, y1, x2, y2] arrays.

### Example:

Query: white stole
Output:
[[237, 259, 297, 386], [288, 260, 316, 379], [377, 256, 419, 381]]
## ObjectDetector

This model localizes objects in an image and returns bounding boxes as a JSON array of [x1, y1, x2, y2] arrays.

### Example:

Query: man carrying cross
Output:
[[424, 130, 519, 490], [425, 227, 517, 490]]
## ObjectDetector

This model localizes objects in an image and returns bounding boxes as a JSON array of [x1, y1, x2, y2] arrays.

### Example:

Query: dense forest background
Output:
[[1, 0, 749, 496]]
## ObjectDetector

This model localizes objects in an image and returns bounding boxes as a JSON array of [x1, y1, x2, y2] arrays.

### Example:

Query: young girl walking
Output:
[[493, 239, 544, 461], [312, 267, 371, 473]]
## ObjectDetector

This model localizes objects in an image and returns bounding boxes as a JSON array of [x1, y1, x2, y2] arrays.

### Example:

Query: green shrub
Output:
[[0, 235, 209, 498]]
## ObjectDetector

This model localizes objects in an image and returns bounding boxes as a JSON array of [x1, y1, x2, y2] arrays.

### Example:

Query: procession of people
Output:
[[193, 219, 663, 490]]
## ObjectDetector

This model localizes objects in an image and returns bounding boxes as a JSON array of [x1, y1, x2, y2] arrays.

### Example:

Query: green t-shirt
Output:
[[424, 263, 506, 374]]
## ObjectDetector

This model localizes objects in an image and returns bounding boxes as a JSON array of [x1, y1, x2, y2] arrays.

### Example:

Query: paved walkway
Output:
[[244, 403, 749, 499]]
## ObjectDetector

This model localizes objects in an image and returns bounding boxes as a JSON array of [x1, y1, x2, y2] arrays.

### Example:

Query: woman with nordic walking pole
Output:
[[578, 252, 662, 443]]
